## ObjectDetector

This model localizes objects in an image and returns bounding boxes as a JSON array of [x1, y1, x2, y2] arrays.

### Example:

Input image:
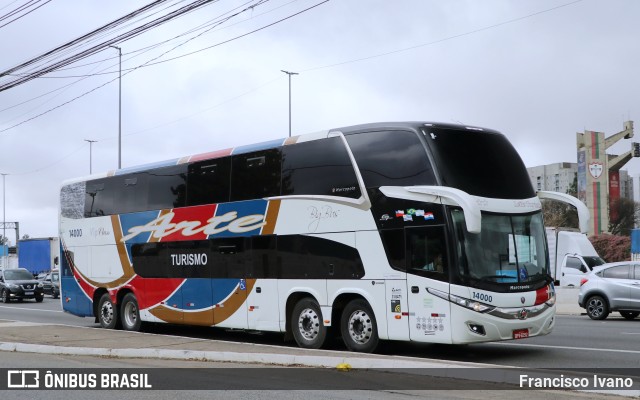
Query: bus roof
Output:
[[61, 121, 500, 186]]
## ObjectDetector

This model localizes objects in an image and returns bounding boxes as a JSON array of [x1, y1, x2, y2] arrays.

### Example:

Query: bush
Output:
[[589, 234, 630, 262]]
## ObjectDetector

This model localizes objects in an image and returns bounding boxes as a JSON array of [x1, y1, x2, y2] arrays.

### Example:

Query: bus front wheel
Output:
[[121, 293, 142, 331], [98, 293, 120, 329], [291, 298, 327, 349], [341, 299, 379, 353]]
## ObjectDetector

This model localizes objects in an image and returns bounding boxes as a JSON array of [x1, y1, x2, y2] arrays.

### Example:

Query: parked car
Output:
[[0, 268, 44, 303], [42, 270, 60, 299], [578, 262, 640, 320]]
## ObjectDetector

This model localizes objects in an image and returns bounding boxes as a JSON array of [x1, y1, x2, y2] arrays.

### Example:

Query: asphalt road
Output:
[[0, 297, 639, 369]]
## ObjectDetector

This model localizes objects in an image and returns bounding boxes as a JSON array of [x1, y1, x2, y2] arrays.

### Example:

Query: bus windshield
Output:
[[451, 209, 549, 285]]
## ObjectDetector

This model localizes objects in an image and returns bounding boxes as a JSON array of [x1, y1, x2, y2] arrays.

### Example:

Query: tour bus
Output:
[[59, 122, 588, 353]]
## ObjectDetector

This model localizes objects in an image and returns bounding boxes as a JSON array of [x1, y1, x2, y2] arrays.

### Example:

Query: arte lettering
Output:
[[121, 211, 266, 242]]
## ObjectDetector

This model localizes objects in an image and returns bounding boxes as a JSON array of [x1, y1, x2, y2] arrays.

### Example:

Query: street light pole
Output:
[[1, 173, 6, 267], [110, 45, 122, 169], [281, 70, 298, 137], [84, 140, 97, 174]]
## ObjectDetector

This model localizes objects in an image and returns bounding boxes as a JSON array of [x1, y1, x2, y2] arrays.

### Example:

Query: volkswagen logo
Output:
[[517, 308, 529, 320]]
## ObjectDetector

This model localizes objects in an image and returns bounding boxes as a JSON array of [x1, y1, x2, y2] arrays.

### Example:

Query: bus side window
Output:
[[406, 226, 448, 282], [84, 179, 114, 217], [187, 157, 231, 206], [146, 165, 187, 210], [115, 173, 149, 214], [379, 229, 405, 271], [281, 137, 361, 198], [230, 149, 281, 201]]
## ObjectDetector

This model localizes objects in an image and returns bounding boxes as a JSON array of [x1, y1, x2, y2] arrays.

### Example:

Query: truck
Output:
[[17, 237, 60, 276], [546, 227, 605, 287]]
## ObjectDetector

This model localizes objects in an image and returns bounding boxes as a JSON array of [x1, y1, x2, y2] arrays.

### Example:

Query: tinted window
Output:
[[187, 157, 231, 206], [146, 165, 187, 210], [231, 149, 281, 201], [278, 235, 364, 279], [85, 178, 115, 217], [346, 130, 436, 188], [406, 226, 448, 282], [603, 265, 630, 279], [281, 137, 361, 198], [114, 173, 149, 214], [565, 257, 583, 270], [250, 235, 277, 279], [425, 127, 535, 199], [379, 229, 405, 271]]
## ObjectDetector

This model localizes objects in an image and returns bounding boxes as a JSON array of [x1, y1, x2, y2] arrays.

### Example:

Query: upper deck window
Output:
[[345, 130, 436, 188], [281, 136, 361, 198], [424, 127, 535, 199]]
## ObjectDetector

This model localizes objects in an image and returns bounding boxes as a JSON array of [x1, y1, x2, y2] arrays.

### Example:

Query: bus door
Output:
[[405, 226, 452, 343], [209, 237, 249, 329], [246, 235, 279, 331]]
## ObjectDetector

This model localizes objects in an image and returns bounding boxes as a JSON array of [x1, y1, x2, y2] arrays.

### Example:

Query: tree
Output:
[[589, 234, 630, 262], [0, 235, 8, 246], [541, 173, 579, 229], [608, 198, 640, 236]]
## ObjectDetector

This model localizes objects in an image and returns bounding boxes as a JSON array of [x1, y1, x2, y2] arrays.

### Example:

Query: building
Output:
[[527, 162, 633, 201]]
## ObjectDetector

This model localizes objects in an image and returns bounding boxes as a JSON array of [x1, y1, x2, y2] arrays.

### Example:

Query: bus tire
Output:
[[98, 293, 120, 329], [341, 299, 379, 353], [121, 293, 142, 331], [291, 298, 326, 349]]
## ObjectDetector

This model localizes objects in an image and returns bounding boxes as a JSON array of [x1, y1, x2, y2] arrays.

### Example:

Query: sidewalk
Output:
[[555, 287, 584, 315]]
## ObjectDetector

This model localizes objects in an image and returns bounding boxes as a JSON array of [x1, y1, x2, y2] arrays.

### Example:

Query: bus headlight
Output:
[[449, 294, 495, 313], [427, 288, 495, 313]]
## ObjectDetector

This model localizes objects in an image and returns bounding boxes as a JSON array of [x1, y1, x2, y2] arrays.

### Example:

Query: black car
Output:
[[42, 271, 60, 299], [0, 268, 44, 303]]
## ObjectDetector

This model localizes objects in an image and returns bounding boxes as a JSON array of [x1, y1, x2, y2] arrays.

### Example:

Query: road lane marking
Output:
[[0, 305, 63, 313], [495, 342, 640, 354], [621, 332, 640, 335]]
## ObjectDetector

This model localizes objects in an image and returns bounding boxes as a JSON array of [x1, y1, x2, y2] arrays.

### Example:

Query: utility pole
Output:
[[1, 173, 6, 267], [281, 70, 298, 137], [84, 139, 97, 174], [110, 45, 122, 169]]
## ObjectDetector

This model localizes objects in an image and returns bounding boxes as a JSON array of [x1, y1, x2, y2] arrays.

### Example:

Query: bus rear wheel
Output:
[[341, 299, 378, 353], [121, 293, 142, 331], [291, 298, 326, 349], [98, 293, 120, 329]]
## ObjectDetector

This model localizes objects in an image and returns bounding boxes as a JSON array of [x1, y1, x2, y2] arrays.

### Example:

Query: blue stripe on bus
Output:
[[210, 200, 268, 238], [165, 278, 240, 309], [231, 139, 285, 155], [115, 159, 180, 175]]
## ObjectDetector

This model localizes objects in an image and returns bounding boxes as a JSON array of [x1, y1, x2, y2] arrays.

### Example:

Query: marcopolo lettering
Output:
[[170, 253, 208, 267]]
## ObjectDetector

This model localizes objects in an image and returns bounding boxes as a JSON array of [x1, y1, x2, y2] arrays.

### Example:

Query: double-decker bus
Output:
[[59, 122, 588, 353]]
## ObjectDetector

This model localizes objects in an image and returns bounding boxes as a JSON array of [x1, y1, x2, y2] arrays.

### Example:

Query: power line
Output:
[[0, 0, 220, 91], [0, 0, 325, 134], [0, 0, 51, 30]]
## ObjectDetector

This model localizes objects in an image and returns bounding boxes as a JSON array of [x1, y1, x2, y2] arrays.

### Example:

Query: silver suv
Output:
[[578, 262, 640, 320]]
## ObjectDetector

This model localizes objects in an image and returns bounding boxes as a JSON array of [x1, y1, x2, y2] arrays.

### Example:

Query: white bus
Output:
[[59, 122, 588, 353]]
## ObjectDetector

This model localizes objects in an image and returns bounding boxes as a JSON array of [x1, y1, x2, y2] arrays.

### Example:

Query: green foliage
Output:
[[589, 234, 630, 262]]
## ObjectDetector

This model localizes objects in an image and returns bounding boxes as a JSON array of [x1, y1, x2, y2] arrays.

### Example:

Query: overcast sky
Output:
[[0, 0, 638, 242]]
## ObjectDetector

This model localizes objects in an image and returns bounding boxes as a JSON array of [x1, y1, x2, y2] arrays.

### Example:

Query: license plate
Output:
[[24, 291, 34, 296], [513, 328, 529, 339]]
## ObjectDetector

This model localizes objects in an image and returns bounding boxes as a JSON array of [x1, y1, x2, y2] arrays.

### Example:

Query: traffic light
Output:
[[633, 142, 640, 157]]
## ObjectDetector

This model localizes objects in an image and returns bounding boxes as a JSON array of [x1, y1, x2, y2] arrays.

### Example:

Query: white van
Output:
[[546, 228, 605, 286], [560, 253, 605, 287]]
